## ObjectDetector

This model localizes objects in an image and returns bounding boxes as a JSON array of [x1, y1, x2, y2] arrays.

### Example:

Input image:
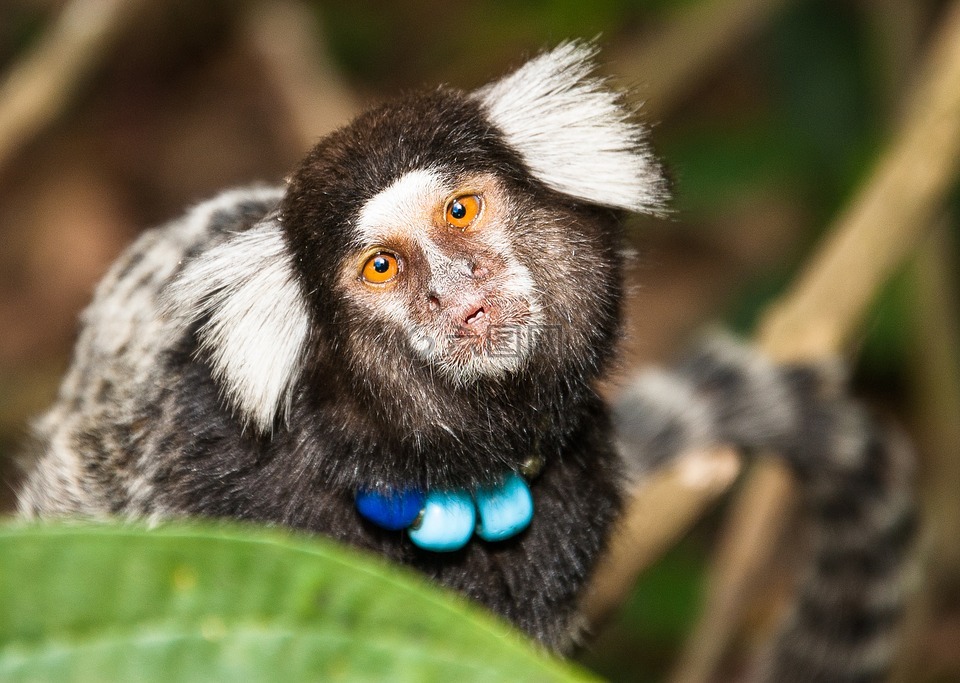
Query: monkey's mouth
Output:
[[410, 294, 540, 380], [464, 307, 487, 327], [444, 297, 534, 370]]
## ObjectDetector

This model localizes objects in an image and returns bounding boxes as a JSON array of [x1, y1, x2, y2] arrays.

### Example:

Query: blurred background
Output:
[[0, 0, 958, 680]]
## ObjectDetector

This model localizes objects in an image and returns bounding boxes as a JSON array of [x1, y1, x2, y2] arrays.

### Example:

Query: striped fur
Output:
[[613, 334, 914, 682]]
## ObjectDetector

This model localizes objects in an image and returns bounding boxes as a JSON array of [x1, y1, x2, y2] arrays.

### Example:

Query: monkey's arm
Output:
[[611, 334, 915, 682], [612, 334, 847, 469]]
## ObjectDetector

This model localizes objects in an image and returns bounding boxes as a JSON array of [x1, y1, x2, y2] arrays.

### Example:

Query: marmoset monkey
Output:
[[18, 43, 913, 680]]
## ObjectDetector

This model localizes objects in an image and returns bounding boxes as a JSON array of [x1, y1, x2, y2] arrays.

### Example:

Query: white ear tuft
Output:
[[475, 41, 667, 214], [165, 218, 310, 432]]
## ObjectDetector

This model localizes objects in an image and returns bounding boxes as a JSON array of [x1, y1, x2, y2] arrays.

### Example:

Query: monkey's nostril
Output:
[[428, 295, 441, 311]]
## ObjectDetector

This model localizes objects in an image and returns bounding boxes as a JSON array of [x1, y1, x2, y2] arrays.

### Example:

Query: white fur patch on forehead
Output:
[[165, 218, 309, 433], [354, 167, 447, 246], [475, 42, 667, 214]]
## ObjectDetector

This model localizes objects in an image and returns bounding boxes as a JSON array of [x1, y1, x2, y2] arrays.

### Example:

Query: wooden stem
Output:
[[669, 3, 960, 680], [582, 2, 960, 679], [0, 0, 150, 173]]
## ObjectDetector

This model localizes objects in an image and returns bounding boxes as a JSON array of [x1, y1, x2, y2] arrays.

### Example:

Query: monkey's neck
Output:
[[296, 360, 600, 492]]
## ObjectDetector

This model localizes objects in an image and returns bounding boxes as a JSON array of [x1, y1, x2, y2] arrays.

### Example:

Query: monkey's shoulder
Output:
[[92, 186, 285, 311]]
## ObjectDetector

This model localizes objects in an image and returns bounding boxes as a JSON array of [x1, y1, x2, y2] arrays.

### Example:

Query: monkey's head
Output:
[[170, 43, 666, 442]]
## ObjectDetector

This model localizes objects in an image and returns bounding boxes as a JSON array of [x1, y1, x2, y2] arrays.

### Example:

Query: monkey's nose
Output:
[[426, 289, 490, 328], [471, 262, 490, 280]]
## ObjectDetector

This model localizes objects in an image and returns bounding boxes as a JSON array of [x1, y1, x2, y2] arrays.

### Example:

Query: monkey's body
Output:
[[18, 186, 622, 648], [18, 44, 913, 678]]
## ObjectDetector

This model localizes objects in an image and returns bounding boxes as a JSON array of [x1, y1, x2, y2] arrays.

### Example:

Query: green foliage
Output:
[[0, 8, 44, 71], [616, 542, 703, 642], [318, 0, 643, 87], [662, 121, 807, 214], [0, 523, 596, 683], [764, 0, 886, 214]]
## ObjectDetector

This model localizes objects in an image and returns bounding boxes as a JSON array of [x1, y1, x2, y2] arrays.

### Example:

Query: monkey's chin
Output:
[[411, 302, 540, 384], [441, 326, 530, 382]]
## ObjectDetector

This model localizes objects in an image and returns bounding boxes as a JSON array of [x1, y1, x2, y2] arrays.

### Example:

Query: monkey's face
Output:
[[281, 88, 634, 399], [339, 170, 541, 383], [169, 44, 666, 432]]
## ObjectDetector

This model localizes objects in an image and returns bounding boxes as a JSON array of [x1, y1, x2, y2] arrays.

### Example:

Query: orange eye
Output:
[[361, 252, 400, 285], [445, 194, 482, 229]]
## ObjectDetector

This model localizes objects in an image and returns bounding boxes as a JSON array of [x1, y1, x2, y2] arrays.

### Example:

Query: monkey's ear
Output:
[[474, 41, 667, 215], [164, 218, 309, 432]]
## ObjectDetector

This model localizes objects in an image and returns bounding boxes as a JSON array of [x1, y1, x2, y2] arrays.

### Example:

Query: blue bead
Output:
[[408, 490, 476, 552], [474, 473, 533, 542], [355, 488, 425, 530]]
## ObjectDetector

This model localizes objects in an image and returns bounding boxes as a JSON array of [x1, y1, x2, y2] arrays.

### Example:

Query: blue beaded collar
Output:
[[355, 459, 543, 552]]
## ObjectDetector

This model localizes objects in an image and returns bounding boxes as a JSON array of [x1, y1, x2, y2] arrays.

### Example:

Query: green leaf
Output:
[[0, 523, 596, 682]]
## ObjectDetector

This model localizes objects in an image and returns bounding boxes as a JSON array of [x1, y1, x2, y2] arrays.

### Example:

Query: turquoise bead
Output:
[[474, 473, 533, 542], [408, 490, 476, 552]]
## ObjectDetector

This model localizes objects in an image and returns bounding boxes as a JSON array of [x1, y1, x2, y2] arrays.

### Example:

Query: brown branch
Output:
[[907, 224, 960, 586], [669, 3, 960, 681], [0, 0, 150, 174], [892, 220, 960, 681], [580, 447, 742, 626], [582, 0, 960, 671], [612, 0, 795, 118], [240, 0, 361, 154]]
